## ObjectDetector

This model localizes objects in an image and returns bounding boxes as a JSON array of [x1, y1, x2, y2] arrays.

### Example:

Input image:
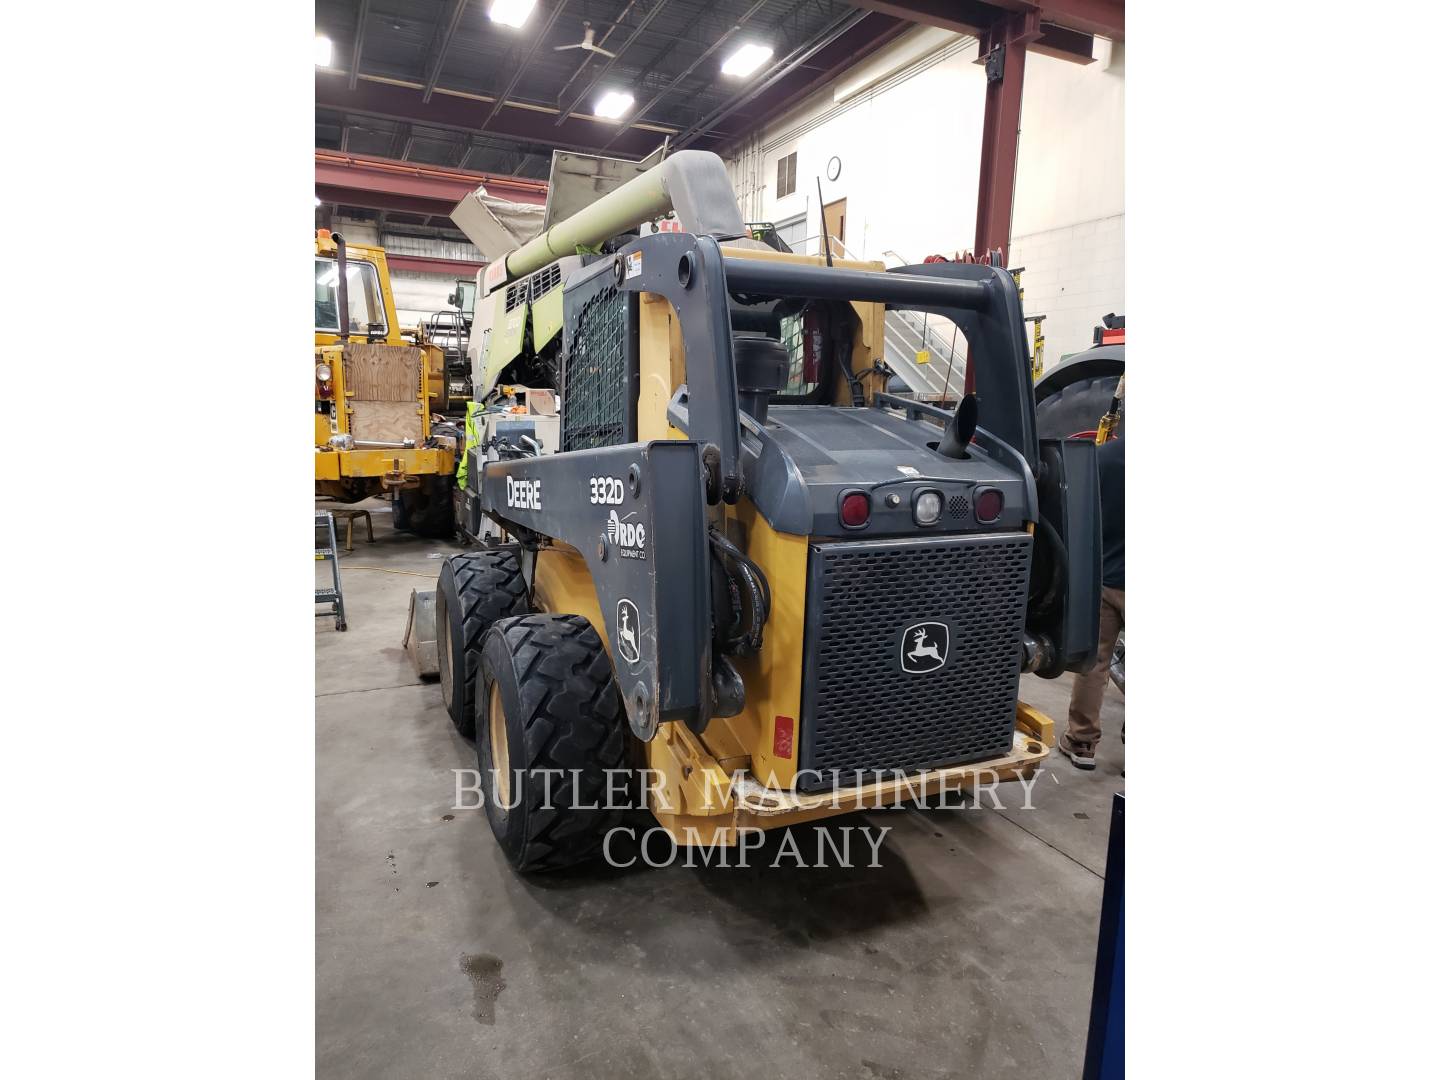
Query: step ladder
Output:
[[315, 511, 348, 631]]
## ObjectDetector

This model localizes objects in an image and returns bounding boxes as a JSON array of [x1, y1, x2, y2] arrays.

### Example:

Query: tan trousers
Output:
[[1065, 586, 1125, 748]]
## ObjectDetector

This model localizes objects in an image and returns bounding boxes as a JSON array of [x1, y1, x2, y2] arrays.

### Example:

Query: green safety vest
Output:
[[456, 401, 482, 488]]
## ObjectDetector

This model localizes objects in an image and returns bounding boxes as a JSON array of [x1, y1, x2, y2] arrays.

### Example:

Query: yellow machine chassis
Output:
[[530, 541, 1055, 847], [314, 446, 455, 483]]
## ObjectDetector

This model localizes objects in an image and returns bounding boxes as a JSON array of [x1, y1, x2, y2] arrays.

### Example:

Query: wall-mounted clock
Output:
[[827, 156, 842, 182]]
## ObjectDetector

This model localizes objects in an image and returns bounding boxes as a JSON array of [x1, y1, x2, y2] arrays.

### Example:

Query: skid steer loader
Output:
[[427, 150, 1101, 872]]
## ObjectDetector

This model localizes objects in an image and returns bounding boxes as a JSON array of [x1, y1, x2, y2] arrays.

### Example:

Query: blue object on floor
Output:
[[1083, 792, 1124, 1080]]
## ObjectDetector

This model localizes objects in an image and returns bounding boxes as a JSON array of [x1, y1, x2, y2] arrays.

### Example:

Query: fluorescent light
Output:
[[594, 91, 634, 119], [488, 0, 537, 28], [721, 43, 773, 78], [315, 36, 333, 67], [315, 196, 323, 207]]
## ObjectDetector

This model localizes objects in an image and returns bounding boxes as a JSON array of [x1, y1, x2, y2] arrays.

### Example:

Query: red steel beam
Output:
[[1004, 0, 1123, 39], [315, 186, 457, 217], [851, 0, 1010, 36], [385, 254, 487, 276], [851, 1, 1122, 41], [315, 150, 547, 206], [973, 12, 1039, 262]]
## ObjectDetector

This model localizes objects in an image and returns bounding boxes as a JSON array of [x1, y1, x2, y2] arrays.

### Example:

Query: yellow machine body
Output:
[[314, 233, 455, 500], [525, 243, 1053, 846]]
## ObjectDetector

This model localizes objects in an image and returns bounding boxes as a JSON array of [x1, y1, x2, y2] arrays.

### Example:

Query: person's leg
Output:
[[1062, 587, 1125, 762]]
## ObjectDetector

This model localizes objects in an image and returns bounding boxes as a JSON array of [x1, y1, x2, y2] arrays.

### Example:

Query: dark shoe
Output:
[[1059, 735, 1096, 771]]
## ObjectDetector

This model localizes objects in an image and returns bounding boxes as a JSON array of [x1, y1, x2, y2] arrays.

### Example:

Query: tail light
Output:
[[839, 491, 870, 528], [975, 488, 1003, 523]]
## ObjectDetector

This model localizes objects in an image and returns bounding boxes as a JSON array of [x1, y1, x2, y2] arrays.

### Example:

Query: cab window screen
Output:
[[315, 258, 387, 335]]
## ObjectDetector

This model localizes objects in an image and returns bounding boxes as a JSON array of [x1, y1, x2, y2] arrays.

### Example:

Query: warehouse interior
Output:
[[315, 2, 1127, 1077]]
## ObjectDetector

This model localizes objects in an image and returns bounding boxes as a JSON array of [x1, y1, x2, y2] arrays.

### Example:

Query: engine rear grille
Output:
[[797, 533, 1032, 790]]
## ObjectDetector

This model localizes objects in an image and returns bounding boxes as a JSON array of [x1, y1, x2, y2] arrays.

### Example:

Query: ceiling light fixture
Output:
[[594, 91, 635, 119], [488, 0, 538, 28], [721, 43, 773, 78], [315, 36, 333, 67]]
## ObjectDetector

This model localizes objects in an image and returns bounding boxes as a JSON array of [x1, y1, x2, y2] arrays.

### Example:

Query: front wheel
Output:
[[479, 614, 632, 873]]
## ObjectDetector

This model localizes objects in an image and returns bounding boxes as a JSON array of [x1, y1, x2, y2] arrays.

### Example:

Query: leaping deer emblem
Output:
[[618, 602, 639, 662], [908, 627, 943, 666]]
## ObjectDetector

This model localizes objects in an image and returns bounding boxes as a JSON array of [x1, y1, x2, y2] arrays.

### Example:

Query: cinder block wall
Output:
[[1010, 214, 1125, 364]]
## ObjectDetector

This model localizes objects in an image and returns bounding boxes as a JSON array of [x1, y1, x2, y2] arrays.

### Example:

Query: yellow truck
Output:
[[313, 230, 457, 536]]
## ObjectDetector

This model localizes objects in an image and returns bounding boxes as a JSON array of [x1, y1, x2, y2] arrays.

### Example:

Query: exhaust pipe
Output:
[[334, 233, 350, 346]]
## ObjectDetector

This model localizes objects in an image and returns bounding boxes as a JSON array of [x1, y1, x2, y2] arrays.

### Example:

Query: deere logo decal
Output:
[[505, 476, 542, 510], [616, 598, 641, 666], [901, 622, 949, 674]]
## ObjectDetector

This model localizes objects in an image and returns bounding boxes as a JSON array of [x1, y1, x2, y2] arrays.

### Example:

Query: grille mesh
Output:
[[799, 533, 1032, 789], [779, 313, 808, 394], [533, 263, 562, 300], [561, 286, 629, 453]]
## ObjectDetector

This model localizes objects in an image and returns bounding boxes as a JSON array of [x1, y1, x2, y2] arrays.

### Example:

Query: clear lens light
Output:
[[595, 91, 635, 119], [315, 36, 333, 67], [722, 43, 774, 78], [488, 0, 537, 28], [915, 492, 942, 525]]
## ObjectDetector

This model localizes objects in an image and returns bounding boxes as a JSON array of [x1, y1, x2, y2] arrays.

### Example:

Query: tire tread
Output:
[[484, 614, 631, 872]]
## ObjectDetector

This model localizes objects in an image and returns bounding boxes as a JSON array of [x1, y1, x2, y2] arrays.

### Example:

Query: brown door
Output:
[[822, 198, 847, 249]]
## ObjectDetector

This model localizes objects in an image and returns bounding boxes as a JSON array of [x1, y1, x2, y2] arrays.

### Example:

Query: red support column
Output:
[[973, 12, 1040, 264], [967, 13, 1040, 397]]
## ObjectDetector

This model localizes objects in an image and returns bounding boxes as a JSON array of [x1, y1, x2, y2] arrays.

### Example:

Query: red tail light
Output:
[[840, 491, 870, 528], [975, 488, 1003, 522]]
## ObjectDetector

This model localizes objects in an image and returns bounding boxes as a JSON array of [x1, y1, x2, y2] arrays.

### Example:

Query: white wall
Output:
[[1010, 40, 1125, 361], [726, 27, 1125, 365], [389, 270, 462, 326]]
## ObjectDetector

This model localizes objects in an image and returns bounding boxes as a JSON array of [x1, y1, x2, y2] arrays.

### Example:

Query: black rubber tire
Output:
[[479, 614, 632, 873], [435, 549, 529, 736], [395, 475, 457, 539], [1034, 373, 1124, 441]]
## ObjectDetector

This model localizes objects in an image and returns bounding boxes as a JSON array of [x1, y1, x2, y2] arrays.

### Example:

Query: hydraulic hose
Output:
[[708, 530, 771, 655]]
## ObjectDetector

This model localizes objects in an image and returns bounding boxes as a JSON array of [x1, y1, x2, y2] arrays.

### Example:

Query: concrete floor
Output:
[[317, 500, 1125, 1080]]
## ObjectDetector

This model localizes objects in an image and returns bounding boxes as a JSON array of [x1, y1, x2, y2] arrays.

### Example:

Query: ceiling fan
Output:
[[553, 22, 616, 59]]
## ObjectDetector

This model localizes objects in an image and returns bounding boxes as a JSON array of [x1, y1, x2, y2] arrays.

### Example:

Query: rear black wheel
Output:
[[479, 614, 632, 873], [1035, 373, 1123, 441], [395, 475, 457, 539], [435, 549, 529, 736]]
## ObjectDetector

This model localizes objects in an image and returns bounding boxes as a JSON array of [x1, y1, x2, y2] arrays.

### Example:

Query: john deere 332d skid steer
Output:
[[430, 150, 1102, 872]]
